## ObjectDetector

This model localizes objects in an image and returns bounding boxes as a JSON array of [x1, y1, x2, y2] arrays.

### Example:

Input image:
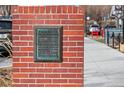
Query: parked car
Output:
[[89, 25, 100, 32]]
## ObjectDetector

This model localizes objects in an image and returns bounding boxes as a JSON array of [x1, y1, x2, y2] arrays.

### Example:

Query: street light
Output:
[[87, 16, 90, 21]]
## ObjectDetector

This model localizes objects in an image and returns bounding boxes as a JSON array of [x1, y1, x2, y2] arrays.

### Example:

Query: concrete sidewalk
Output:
[[84, 37, 124, 87]]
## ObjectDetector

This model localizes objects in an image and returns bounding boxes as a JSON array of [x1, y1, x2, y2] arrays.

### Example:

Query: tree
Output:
[[0, 5, 11, 17], [86, 5, 112, 28]]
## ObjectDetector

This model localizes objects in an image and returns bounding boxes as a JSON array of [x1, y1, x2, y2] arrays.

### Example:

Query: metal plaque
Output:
[[34, 26, 62, 62]]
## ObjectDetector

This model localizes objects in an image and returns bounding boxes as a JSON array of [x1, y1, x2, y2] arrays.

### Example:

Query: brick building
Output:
[[12, 6, 84, 87]]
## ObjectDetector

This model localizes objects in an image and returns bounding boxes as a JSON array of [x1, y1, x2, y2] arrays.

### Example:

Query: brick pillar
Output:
[[12, 6, 84, 87]]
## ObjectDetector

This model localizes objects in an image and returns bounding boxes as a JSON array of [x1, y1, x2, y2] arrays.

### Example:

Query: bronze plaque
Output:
[[34, 26, 62, 62]]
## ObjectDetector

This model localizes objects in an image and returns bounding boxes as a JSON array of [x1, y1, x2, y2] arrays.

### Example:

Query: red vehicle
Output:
[[89, 25, 100, 32]]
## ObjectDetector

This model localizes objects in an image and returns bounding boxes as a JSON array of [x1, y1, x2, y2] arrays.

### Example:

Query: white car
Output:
[[89, 25, 100, 32]]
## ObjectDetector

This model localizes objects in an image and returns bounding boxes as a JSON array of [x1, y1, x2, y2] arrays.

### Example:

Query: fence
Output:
[[104, 28, 123, 49]]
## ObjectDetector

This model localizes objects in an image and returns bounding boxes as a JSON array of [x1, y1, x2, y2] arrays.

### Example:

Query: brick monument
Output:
[[12, 6, 84, 87]]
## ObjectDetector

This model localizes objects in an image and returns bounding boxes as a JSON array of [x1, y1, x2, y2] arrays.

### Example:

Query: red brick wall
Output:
[[12, 6, 84, 87]]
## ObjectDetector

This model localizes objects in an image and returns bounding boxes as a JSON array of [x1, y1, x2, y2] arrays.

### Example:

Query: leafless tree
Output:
[[87, 5, 112, 20], [0, 5, 11, 17]]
